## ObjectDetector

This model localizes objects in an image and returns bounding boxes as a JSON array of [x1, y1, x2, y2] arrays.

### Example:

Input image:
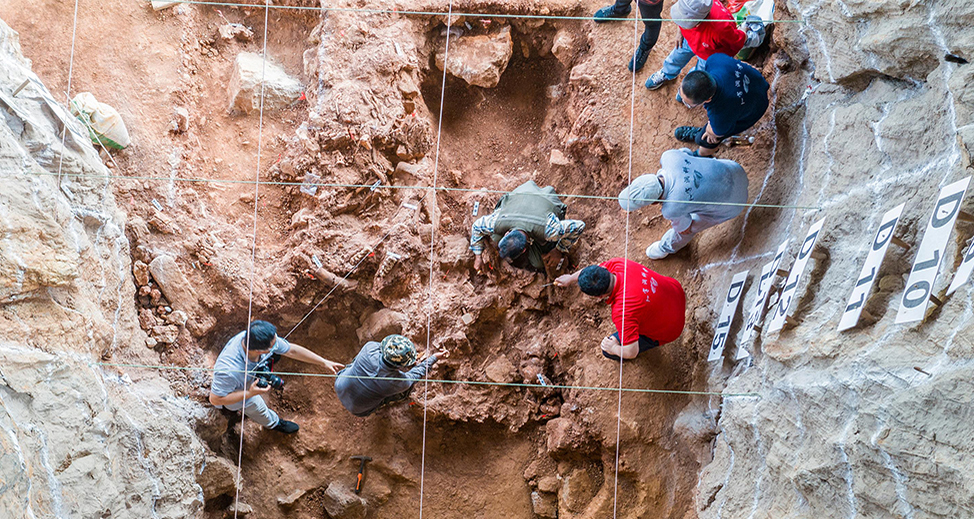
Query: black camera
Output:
[[252, 355, 284, 390]]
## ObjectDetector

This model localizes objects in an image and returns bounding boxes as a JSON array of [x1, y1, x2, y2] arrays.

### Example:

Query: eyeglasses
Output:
[[682, 97, 702, 109]]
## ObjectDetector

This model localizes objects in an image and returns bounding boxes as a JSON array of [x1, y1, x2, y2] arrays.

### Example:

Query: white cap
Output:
[[671, 0, 713, 29]]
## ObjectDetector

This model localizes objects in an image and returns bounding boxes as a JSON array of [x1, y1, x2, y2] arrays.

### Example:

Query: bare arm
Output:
[[282, 344, 345, 374], [600, 336, 640, 360], [208, 379, 270, 406], [553, 270, 581, 287]]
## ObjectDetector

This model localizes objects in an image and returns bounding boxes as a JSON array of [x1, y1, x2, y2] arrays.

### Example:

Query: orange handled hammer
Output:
[[351, 455, 372, 494]]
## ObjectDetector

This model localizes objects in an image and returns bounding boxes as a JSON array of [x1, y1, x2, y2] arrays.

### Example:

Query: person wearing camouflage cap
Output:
[[334, 334, 449, 417]]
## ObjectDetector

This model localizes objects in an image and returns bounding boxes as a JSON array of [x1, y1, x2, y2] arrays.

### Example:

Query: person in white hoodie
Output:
[[618, 148, 749, 259]]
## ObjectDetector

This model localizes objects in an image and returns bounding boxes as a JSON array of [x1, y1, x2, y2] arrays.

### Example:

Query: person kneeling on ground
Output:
[[209, 320, 345, 435], [618, 148, 749, 259], [673, 53, 770, 157], [470, 180, 585, 276], [335, 334, 449, 417], [554, 258, 686, 360], [645, 0, 766, 90]]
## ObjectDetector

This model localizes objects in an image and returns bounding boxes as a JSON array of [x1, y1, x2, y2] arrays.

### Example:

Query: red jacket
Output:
[[681, 0, 746, 60]]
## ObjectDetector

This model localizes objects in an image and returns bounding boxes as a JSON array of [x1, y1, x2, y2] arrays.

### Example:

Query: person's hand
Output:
[[434, 347, 450, 359], [323, 360, 345, 374], [703, 131, 720, 144], [600, 335, 620, 352], [248, 379, 271, 395], [553, 274, 574, 287], [474, 253, 484, 272]]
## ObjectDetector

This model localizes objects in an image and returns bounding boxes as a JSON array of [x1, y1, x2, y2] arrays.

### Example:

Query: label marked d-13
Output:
[[708, 270, 749, 362], [896, 176, 971, 324], [740, 240, 790, 350], [838, 203, 905, 331], [768, 217, 827, 334]]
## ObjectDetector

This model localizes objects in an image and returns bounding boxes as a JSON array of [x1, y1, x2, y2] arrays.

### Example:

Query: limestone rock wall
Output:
[[695, 1, 974, 517], [0, 18, 206, 519]]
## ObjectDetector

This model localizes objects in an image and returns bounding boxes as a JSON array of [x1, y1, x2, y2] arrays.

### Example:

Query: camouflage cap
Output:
[[380, 334, 417, 368]]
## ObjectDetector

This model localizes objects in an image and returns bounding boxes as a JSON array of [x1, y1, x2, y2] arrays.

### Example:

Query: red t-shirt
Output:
[[600, 258, 686, 345], [681, 0, 746, 60]]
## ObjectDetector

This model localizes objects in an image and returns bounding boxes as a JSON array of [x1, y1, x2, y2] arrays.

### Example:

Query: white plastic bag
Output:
[[70, 92, 131, 149]]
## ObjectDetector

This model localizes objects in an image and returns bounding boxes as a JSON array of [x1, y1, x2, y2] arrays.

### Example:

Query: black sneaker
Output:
[[628, 45, 651, 72], [593, 5, 631, 22], [674, 126, 702, 143], [271, 419, 300, 434]]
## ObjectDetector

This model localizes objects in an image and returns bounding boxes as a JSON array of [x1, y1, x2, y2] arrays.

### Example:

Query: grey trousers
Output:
[[222, 395, 280, 428], [659, 215, 731, 254]]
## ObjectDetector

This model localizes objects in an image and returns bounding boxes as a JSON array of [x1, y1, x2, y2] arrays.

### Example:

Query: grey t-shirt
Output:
[[211, 331, 292, 401], [659, 149, 749, 232], [334, 341, 437, 415]]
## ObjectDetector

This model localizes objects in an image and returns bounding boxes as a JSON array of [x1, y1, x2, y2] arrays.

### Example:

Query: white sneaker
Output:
[[645, 242, 669, 260]]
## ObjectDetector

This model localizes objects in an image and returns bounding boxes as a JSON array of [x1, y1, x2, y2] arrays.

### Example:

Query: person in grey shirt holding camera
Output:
[[209, 320, 344, 434]]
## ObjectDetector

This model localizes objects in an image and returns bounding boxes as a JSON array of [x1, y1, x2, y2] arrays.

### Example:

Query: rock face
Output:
[[0, 18, 205, 519], [435, 25, 513, 88], [694, 1, 974, 518], [228, 51, 303, 113]]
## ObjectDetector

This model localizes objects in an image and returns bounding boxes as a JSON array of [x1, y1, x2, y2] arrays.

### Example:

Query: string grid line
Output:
[[92, 361, 760, 397], [32, 170, 824, 210], [419, 1, 453, 516], [232, 5, 272, 517], [150, 0, 805, 24]]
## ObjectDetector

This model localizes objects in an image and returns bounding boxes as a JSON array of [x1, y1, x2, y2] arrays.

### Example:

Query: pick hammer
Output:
[[351, 455, 372, 494]]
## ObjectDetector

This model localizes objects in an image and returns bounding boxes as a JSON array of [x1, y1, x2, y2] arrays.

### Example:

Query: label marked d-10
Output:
[[896, 176, 971, 324]]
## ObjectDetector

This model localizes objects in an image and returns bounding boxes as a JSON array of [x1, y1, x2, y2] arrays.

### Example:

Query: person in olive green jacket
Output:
[[470, 180, 586, 273]]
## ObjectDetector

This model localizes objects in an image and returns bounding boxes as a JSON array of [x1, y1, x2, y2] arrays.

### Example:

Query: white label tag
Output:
[[708, 270, 749, 362], [740, 240, 789, 349], [838, 204, 904, 331], [768, 217, 827, 333], [947, 238, 974, 296], [896, 176, 971, 323]]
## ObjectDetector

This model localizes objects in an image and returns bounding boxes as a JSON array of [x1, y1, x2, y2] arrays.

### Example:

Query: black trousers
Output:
[[610, 0, 665, 52]]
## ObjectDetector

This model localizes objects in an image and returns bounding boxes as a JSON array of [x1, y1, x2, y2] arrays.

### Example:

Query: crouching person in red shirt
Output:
[[555, 258, 686, 360]]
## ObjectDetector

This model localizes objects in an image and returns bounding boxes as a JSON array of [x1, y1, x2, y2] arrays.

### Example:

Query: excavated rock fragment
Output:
[[434, 26, 513, 88], [228, 52, 302, 114], [356, 308, 405, 343], [322, 482, 367, 519], [197, 452, 238, 501]]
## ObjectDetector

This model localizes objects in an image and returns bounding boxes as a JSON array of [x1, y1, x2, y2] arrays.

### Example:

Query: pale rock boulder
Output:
[[694, 1, 974, 518], [485, 354, 517, 383], [0, 346, 206, 519], [228, 52, 303, 113], [0, 17, 206, 519], [435, 26, 513, 88], [322, 482, 368, 519], [149, 254, 211, 334], [356, 308, 406, 343], [550, 29, 575, 66]]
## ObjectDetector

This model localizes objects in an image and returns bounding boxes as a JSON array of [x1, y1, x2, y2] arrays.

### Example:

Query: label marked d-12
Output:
[[896, 176, 971, 324], [708, 270, 749, 362], [768, 217, 827, 334], [838, 203, 904, 331]]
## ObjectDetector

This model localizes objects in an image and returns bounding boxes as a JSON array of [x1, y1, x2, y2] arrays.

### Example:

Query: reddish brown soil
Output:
[[3, 0, 778, 517]]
